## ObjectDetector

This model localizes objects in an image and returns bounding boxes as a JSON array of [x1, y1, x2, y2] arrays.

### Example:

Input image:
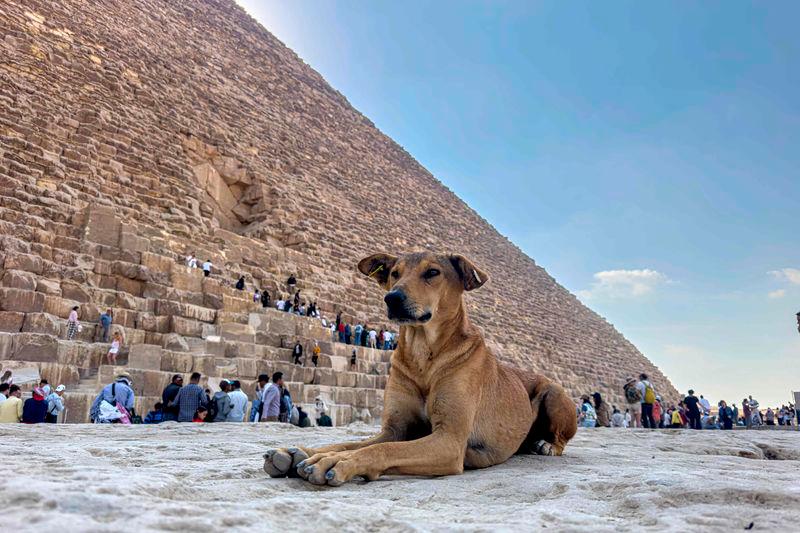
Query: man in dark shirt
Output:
[[684, 389, 702, 430], [292, 342, 303, 365], [161, 374, 183, 421]]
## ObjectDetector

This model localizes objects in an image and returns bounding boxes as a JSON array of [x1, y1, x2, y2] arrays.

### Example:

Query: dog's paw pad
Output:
[[534, 440, 555, 456]]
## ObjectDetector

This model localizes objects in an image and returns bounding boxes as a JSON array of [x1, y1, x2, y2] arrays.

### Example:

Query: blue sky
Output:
[[237, 1, 800, 407]]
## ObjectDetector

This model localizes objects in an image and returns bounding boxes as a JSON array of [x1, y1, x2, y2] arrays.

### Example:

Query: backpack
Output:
[[624, 384, 642, 403], [643, 382, 656, 404], [207, 396, 219, 422]]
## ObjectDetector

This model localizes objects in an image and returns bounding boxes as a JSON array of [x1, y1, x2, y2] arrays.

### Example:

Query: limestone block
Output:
[[0, 333, 14, 358], [11, 333, 59, 362], [222, 293, 252, 314], [336, 372, 357, 388], [128, 344, 162, 370], [160, 350, 193, 373], [220, 322, 255, 343], [0, 288, 45, 313], [4, 253, 43, 274], [21, 312, 61, 336], [170, 316, 203, 337], [61, 282, 91, 303], [2, 270, 37, 291], [140, 252, 173, 274], [267, 313, 295, 336], [313, 368, 337, 387], [119, 231, 149, 254], [162, 332, 190, 352], [84, 206, 121, 246], [139, 313, 170, 333], [116, 277, 143, 297], [35, 279, 62, 296], [356, 374, 377, 389], [334, 387, 356, 406], [170, 266, 203, 293], [0, 311, 24, 332]]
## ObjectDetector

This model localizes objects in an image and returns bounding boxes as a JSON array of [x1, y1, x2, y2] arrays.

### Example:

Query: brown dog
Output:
[[263, 251, 577, 486]]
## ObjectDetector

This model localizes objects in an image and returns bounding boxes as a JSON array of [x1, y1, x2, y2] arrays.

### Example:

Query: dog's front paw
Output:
[[297, 450, 368, 487], [533, 439, 555, 456], [263, 447, 310, 478]]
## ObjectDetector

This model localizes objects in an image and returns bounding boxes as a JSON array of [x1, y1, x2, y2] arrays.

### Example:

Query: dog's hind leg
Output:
[[518, 379, 577, 457]]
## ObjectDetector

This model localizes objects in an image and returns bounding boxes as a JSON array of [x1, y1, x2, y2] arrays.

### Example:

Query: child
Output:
[[67, 306, 80, 340], [193, 406, 208, 423], [144, 402, 164, 424], [107, 331, 122, 365]]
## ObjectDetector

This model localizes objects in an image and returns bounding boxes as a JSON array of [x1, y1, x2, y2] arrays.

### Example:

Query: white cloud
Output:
[[768, 289, 786, 299], [578, 269, 669, 300], [769, 268, 800, 285]]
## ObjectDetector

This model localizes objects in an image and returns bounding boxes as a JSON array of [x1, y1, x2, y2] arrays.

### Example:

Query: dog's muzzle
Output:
[[384, 290, 431, 323]]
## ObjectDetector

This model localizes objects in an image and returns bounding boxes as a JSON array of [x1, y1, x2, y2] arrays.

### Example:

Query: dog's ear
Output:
[[357, 253, 398, 289], [448, 255, 488, 291]]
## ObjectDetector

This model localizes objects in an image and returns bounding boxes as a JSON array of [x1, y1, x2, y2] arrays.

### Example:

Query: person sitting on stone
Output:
[[90, 374, 136, 424], [106, 331, 122, 365], [0, 385, 23, 423], [276, 297, 285, 311], [235, 275, 245, 291], [45, 385, 66, 423], [170, 372, 206, 423], [297, 406, 311, 428], [317, 410, 333, 427], [144, 402, 165, 424], [610, 406, 625, 427], [293, 342, 303, 365], [22, 388, 48, 424], [193, 406, 208, 423]]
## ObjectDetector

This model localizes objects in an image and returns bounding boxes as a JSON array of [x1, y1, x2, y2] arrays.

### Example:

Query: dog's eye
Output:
[[391, 270, 399, 279], [423, 268, 440, 279]]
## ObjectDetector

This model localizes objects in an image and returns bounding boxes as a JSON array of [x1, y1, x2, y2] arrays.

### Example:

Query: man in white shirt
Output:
[[202, 260, 212, 277], [383, 331, 393, 350], [699, 395, 711, 415], [368, 329, 377, 349], [186, 253, 197, 268], [276, 299, 285, 311], [226, 380, 248, 422]]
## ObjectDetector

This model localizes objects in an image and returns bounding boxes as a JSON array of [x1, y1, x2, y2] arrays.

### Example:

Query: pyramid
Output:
[[0, 0, 677, 420]]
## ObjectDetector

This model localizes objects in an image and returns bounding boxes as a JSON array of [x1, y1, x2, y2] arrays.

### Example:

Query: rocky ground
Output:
[[1, 423, 798, 532]]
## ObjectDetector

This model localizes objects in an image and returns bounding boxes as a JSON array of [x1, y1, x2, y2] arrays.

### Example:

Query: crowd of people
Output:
[[80, 371, 332, 427], [577, 373, 797, 430], [0, 377, 66, 424]]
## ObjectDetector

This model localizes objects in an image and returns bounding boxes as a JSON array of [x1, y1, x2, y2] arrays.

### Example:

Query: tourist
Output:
[[144, 402, 164, 424], [0, 382, 8, 403], [350, 348, 358, 371], [276, 296, 285, 311], [652, 396, 663, 428], [39, 379, 51, 397], [106, 331, 122, 365], [90, 374, 135, 424], [611, 406, 625, 427], [765, 407, 775, 426], [45, 385, 66, 423], [699, 395, 711, 415], [317, 410, 333, 427], [592, 392, 611, 427], [0, 385, 23, 423], [1, 370, 12, 385], [260, 372, 283, 422], [329, 322, 337, 343], [742, 398, 752, 429], [684, 389, 702, 430], [235, 275, 245, 291], [250, 374, 269, 422], [161, 374, 183, 421], [637, 374, 657, 429], [718, 400, 733, 430], [202, 259, 213, 277], [227, 380, 248, 422], [280, 388, 293, 423], [336, 310, 342, 329], [624, 408, 631, 428], [287, 274, 297, 294], [383, 330, 393, 350], [345, 323, 352, 345], [293, 290, 301, 309], [353, 323, 363, 346], [312, 341, 320, 367], [185, 252, 197, 268], [260, 289, 271, 308], [171, 372, 206, 422], [193, 406, 208, 422], [748, 396, 761, 425], [209, 380, 232, 422], [66, 305, 80, 340], [731, 402, 739, 427], [99, 308, 113, 342], [578, 395, 597, 428], [368, 328, 377, 349], [670, 407, 683, 428], [292, 342, 303, 365], [336, 321, 345, 343], [297, 406, 311, 427], [623, 377, 642, 428]]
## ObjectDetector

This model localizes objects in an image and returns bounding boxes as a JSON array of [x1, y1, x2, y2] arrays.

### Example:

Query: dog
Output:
[[263, 251, 577, 486]]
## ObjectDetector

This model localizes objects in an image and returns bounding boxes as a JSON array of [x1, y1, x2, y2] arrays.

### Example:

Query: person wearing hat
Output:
[[22, 387, 48, 424], [90, 374, 135, 423], [45, 385, 66, 423]]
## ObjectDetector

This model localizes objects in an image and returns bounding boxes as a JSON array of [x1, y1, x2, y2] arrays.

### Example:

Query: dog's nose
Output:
[[384, 290, 407, 310]]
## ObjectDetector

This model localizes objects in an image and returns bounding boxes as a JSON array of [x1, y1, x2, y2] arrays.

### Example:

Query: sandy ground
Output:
[[1, 424, 798, 532]]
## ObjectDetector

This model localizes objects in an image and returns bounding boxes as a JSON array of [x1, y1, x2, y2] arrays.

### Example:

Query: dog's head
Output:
[[358, 251, 488, 325]]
